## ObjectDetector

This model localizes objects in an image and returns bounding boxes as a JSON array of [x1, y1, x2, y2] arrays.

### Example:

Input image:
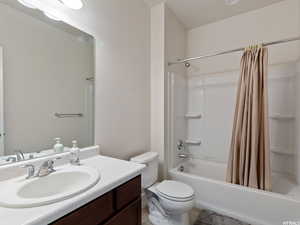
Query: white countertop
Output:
[[0, 155, 145, 225]]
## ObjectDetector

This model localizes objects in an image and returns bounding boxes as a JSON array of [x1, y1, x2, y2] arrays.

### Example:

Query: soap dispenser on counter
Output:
[[54, 138, 64, 153], [70, 140, 80, 165]]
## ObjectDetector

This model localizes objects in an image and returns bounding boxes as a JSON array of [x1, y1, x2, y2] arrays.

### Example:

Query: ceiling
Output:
[[0, 0, 93, 39], [165, 0, 286, 29]]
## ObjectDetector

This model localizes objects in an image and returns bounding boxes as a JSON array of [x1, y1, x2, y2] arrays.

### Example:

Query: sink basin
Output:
[[0, 166, 100, 208]]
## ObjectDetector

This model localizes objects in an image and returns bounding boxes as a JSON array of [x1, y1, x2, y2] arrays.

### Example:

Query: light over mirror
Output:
[[0, 0, 95, 166]]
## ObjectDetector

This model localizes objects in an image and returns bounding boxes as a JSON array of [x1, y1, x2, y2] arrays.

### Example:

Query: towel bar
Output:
[[54, 113, 83, 118]]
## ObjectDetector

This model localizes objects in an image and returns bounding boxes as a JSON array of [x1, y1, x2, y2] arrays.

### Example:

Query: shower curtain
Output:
[[226, 46, 271, 191]]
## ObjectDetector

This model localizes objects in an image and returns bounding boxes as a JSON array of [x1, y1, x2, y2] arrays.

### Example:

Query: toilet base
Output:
[[168, 213, 189, 225], [145, 182, 193, 225]]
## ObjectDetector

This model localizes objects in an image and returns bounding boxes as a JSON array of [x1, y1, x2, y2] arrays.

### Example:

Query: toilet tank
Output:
[[130, 152, 159, 188]]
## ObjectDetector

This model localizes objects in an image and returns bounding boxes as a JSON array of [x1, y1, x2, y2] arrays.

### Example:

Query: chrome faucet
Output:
[[178, 153, 190, 159], [36, 157, 61, 177], [21, 164, 35, 179], [20, 157, 61, 179], [37, 160, 55, 177], [15, 150, 25, 161]]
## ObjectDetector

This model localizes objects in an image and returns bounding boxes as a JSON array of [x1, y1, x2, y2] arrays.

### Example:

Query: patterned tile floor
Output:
[[142, 208, 251, 225], [142, 208, 153, 225]]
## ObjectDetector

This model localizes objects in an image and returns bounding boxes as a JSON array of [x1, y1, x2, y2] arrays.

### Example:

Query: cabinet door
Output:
[[104, 198, 141, 225], [51, 192, 114, 225], [114, 176, 141, 210]]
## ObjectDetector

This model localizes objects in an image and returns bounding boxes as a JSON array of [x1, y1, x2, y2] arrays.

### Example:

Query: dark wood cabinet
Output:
[[50, 176, 141, 225], [104, 199, 141, 225], [115, 176, 141, 211]]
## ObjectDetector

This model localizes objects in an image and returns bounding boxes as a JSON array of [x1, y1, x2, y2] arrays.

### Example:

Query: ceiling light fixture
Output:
[[17, 0, 37, 9], [225, 0, 240, 5], [17, 0, 63, 22], [58, 0, 83, 10]]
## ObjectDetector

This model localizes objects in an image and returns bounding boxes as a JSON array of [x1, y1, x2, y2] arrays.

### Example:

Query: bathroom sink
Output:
[[0, 166, 100, 208]]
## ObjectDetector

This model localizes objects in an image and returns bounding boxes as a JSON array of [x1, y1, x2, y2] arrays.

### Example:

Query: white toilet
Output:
[[130, 152, 194, 225]]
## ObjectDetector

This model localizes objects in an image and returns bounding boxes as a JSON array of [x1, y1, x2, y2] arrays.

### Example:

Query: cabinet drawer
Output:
[[104, 198, 141, 225], [114, 176, 141, 210], [50, 192, 114, 225]]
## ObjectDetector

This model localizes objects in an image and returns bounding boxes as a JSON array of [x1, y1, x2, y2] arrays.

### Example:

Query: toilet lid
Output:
[[156, 180, 194, 200]]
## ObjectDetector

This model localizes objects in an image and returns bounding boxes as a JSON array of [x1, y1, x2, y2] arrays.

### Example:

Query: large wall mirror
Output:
[[0, 0, 95, 166]]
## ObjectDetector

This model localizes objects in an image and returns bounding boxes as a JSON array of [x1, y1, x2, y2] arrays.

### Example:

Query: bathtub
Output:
[[169, 158, 300, 225]]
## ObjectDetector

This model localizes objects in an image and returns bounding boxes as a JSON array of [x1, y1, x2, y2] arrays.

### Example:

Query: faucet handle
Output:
[[177, 140, 185, 151], [15, 150, 25, 161], [47, 157, 62, 172], [37, 157, 61, 177], [21, 164, 35, 179]]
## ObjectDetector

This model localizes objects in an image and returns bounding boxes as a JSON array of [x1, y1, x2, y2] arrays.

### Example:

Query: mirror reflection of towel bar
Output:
[[54, 113, 83, 118]]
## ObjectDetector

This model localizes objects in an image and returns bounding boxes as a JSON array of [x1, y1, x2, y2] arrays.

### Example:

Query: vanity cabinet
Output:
[[50, 176, 141, 225], [104, 199, 141, 225]]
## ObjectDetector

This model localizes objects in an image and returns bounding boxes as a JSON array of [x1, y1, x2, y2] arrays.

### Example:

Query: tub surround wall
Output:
[[186, 63, 297, 178]]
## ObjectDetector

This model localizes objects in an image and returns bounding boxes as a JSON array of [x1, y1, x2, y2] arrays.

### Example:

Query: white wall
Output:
[[187, 0, 300, 75], [43, 0, 151, 160], [0, 47, 3, 156], [0, 3, 94, 154], [295, 0, 300, 184], [150, 2, 165, 177]]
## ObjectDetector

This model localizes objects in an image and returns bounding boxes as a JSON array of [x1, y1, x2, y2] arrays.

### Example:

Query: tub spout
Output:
[[178, 153, 190, 159]]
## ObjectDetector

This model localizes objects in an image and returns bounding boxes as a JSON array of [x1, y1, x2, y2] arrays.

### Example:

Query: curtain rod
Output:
[[168, 36, 300, 66]]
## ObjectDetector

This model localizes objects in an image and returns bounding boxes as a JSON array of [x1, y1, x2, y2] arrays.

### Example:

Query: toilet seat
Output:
[[157, 191, 194, 202], [156, 180, 194, 202]]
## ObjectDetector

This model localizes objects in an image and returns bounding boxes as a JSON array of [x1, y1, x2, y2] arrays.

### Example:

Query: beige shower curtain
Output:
[[226, 46, 272, 191]]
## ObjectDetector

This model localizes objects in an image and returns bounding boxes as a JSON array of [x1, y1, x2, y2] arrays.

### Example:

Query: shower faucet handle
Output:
[[177, 140, 185, 151]]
